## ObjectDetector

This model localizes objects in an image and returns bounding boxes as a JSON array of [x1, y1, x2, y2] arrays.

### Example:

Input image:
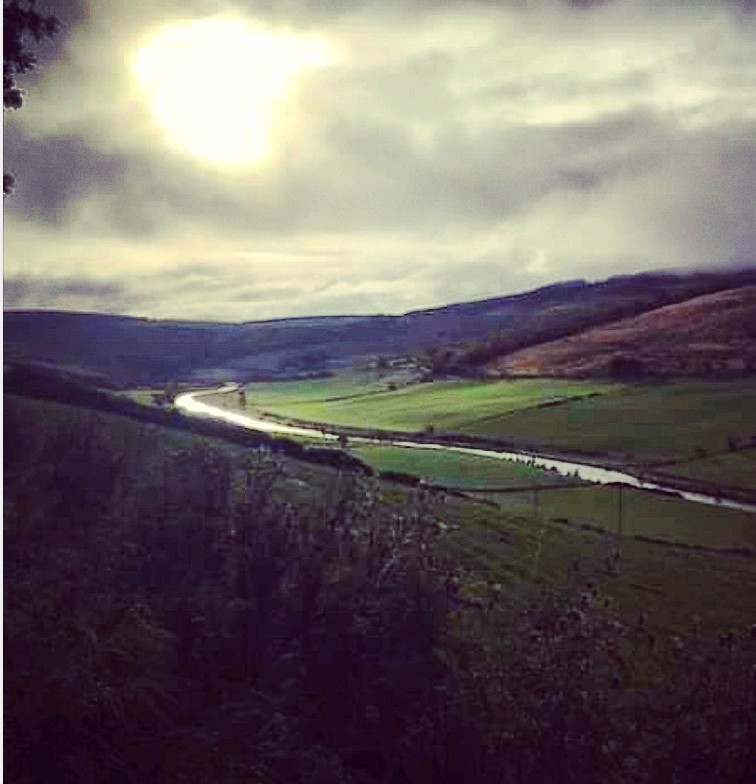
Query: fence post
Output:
[[617, 485, 623, 537]]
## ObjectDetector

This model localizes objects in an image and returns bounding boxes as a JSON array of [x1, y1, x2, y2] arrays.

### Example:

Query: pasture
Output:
[[226, 376, 620, 432], [352, 443, 580, 488], [657, 449, 756, 493], [474, 484, 756, 552], [462, 381, 756, 462]]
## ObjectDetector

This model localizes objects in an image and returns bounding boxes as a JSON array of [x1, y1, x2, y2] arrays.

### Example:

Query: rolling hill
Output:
[[491, 285, 756, 379], [4, 267, 756, 385]]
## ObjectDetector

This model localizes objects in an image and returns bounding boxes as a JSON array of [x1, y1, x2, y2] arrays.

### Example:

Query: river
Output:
[[175, 387, 756, 515]]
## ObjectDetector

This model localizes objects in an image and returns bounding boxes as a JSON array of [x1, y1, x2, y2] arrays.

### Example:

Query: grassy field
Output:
[[436, 494, 756, 638], [217, 378, 755, 466], [657, 449, 756, 492], [475, 484, 756, 551], [193, 375, 756, 505], [352, 443, 582, 489], [218, 376, 620, 432], [463, 381, 756, 463]]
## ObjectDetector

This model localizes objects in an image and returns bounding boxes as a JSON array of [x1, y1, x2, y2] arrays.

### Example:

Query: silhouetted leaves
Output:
[[3, 0, 60, 193]]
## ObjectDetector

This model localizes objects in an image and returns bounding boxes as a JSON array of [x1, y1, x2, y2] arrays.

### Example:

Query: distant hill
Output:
[[491, 286, 756, 379], [5, 267, 756, 385]]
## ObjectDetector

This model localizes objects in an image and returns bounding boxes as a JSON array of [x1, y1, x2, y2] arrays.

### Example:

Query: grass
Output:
[[120, 388, 166, 405], [463, 381, 756, 462], [434, 495, 756, 638], [216, 377, 620, 432], [212, 378, 755, 468], [236, 371, 392, 404], [657, 449, 756, 492], [352, 443, 580, 489], [200, 376, 756, 495], [352, 442, 756, 551], [474, 484, 756, 552]]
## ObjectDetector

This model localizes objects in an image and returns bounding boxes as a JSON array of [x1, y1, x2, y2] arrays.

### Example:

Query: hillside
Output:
[[492, 286, 756, 379], [4, 267, 756, 384]]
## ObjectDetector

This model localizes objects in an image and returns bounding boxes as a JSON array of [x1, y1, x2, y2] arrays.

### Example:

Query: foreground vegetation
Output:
[[5, 394, 756, 783]]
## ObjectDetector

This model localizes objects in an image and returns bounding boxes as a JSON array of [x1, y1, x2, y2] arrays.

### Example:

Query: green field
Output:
[[352, 443, 582, 489], [219, 378, 755, 464], [434, 492, 756, 638], [476, 484, 756, 552], [217, 376, 620, 432], [202, 377, 756, 493], [657, 449, 756, 492], [463, 381, 756, 463]]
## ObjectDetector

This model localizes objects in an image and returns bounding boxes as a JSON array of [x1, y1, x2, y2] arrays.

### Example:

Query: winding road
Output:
[[176, 386, 756, 515]]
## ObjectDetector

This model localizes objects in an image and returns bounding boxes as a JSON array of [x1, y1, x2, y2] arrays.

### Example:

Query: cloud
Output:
[[3, 0, 755, 320], [4, 276, 131, 312]]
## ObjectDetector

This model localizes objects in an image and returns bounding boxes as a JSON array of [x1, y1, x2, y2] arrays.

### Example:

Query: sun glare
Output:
[[133, 18, 333, 167]]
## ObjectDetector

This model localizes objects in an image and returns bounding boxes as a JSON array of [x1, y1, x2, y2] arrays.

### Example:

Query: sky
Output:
[[3, 0, 756, 322]]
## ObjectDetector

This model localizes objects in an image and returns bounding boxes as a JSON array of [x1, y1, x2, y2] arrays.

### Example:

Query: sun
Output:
[[133, 18, 332, 167]]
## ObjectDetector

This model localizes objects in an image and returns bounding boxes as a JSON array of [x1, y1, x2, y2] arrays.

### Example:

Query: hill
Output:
[[4, 267, 756, 384], [492, 286, 756, 379]]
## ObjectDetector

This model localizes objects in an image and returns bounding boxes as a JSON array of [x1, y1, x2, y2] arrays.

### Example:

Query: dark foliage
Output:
[[5, 396, 755, 783], [4, 397, 467, 782]]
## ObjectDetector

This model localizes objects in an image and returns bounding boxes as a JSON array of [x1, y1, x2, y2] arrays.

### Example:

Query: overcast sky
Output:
[[4, 0, 755, 321]]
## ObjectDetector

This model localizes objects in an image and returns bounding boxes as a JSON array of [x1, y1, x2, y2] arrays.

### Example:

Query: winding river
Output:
[[176, 387, 756, 515]]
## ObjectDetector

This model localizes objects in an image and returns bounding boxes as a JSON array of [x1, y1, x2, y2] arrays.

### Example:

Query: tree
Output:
[[3, 0, 59, 193], [164, 380, 179, 405]]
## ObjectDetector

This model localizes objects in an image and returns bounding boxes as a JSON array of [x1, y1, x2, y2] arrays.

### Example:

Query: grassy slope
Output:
[[494, 285, 756, 378], [8, 393, 756, 638], [438, 496, 756, 638], [479, 485, 756, 551]]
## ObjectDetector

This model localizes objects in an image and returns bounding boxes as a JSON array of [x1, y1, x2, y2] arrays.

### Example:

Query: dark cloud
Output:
[[4, 276, 129, 311], [3, 127, 129, 222]]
